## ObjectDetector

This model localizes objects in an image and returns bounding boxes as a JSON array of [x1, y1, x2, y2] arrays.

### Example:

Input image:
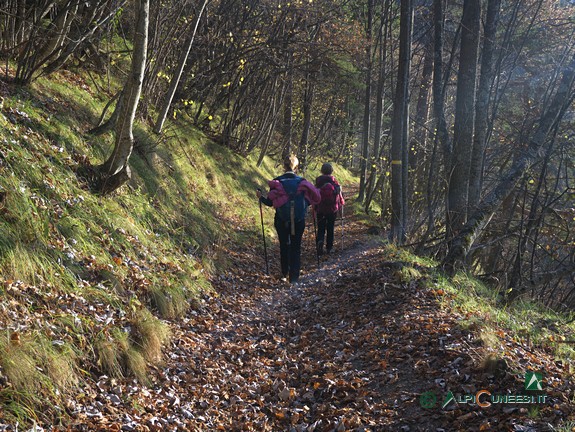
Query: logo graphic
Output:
[[421, 372, 548, 411], [419, 391, 437, 409], [525, 372, 543, 391], [442, 391, 456, 409]]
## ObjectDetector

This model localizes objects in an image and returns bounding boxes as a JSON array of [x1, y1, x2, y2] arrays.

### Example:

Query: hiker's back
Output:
[[316, 174, 341, 215], [276, 176, 307, 223]]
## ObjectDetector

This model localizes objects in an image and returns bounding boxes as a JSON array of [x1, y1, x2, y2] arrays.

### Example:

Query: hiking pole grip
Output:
[[258, 192, 269, 275]]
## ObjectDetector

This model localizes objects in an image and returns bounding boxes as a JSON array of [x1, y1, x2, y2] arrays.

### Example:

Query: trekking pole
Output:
[[312, 207, 320, 268], [257, 191, 269, 275], [340, 202, 344, 251]]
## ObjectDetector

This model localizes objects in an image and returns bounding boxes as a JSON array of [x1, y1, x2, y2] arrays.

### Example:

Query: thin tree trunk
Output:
[[257, 78, 285, 166], [432, 0, 453, 241], [88, 89, 123, 135], [447, 0, 481, 238], [154, 0, 209, 134], [468, 0, 501, 207], [366, 0, 391, 210], [357, 0, 374, 203], [298, 73, 314, 173], [442, 53, 575, 274], [411, 45, 433, 173], [389, 0, 412, 244], [96, 0, 149, 193], [282, 52, 293, 160]]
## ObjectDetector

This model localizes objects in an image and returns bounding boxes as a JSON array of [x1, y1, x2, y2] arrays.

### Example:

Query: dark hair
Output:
[[321, 163, 333, 175], [283, 154, 299, 171]]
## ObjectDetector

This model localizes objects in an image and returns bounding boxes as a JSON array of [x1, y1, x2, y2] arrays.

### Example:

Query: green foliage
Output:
[[0, 67, 282, 423], [382, 246, 575, 375], [0, 331, 79, 413], [549, 421, 575, 432]]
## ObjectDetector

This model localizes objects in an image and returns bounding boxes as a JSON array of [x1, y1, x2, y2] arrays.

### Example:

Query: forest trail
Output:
[[65, 212, 573, 432]]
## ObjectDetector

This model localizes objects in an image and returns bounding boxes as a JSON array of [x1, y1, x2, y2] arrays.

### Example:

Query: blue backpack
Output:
[[276, 177, 307, 232]]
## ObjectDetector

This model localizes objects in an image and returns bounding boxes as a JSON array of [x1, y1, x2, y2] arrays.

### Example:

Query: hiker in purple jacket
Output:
[[257, 155, 320, 284], [315, 163, 345, 256]]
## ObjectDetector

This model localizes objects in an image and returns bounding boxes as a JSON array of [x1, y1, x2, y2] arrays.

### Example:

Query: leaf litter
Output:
[[1, 214, 574, 431]]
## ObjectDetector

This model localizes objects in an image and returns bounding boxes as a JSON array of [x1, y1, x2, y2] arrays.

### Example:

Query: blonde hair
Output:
[[283, 154, 299, 172]]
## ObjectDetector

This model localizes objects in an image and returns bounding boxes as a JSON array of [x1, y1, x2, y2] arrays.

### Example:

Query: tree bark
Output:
[[96, 0, 149, 193], [389, 0, 412, 244], [442, 53, 575, 274], [357, 0, 374, 203], [468, 0, 501, 208], [447, 0, 481, 237]]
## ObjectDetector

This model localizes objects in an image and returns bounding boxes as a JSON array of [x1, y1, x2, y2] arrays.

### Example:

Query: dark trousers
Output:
[[317, 212, 336, 253], [274, 217, 305, 282]]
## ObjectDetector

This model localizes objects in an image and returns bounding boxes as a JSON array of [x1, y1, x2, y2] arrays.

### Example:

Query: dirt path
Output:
[[65, 214, 572, 431]]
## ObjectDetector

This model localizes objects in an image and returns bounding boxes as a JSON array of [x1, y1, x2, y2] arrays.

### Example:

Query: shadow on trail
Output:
[[257, 239, 454, 431], [179, 209, 559, 431], [255, 232, 556, 431]]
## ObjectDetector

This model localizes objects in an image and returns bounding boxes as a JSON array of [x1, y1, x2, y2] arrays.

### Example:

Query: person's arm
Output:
[[257, 189, 273, 207], [260, 195, 273, 207], [301, 179, 321, 205], [332, 178, 342, 195], [334, 178, 344, 205]]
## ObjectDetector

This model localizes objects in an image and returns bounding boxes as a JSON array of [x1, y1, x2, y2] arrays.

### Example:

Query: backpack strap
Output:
[[290, 200, 295, 235]]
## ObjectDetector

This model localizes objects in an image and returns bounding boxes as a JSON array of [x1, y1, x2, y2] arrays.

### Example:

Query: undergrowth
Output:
[[379, 244, 575, 371], [0, 65, 354, 424]]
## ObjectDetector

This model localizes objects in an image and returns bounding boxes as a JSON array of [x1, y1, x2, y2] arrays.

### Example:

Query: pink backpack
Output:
[[317, 181, 339, 215]]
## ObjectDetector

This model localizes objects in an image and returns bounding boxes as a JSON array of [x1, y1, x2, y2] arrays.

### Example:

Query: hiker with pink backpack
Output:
[[257, 155, 321, 284], [315, 163, 345, 256]]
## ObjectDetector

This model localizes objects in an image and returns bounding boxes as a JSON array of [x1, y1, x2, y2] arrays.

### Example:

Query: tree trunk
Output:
[[447, 0, 481, 238], [468, 0, 501, 208], [154, 0, 209, 134], [298, 72, 314, 173], [282, 53, 294, 160], [365, 0, 391, 211], [432, 0, 453, 241], [389, 0, 412, 244], [357, 0, 374, 203], [442, 53, 575, 274], [96, 0, 149, 193], [410, 44, 433, 173]]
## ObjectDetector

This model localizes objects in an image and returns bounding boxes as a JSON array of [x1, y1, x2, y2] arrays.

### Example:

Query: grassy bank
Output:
[[0, 67, 358, 423], [376, 243, 575, 376], [2, 67, 573, 426]]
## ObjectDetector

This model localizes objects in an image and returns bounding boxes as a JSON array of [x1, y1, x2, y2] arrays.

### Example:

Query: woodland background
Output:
[[0, 0, 574, 428]]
